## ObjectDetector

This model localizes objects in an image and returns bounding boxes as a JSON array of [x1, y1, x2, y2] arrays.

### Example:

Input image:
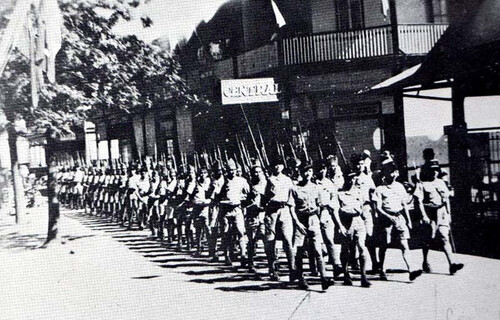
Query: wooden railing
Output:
[[282, 26, 393, 65], [213, 23, 449, 74], [398, 24, 448, 54]]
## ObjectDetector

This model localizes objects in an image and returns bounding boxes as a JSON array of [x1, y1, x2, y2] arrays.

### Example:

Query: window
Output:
[[431, 0, 448, 23], [335, 0, 365, 31]]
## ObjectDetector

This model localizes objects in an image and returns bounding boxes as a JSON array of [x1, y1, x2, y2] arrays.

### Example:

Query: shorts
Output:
[[362, 203, 374, 237], [421, 219, 450, 246], [294, 214, 322, 247], [264, 206, 294, 242], [245, 209, 265, 240], [220, 206, 246, 236], [193, 205, 210, 228], [74, 183, 84, 195], [340, 214, 367, 244], [382, 213, 410, 245], [319, 207, 335, 242]]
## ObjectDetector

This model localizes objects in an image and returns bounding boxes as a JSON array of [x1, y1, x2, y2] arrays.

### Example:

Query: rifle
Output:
[[257, 125, 270, 167], [297, 120, 309, 163], [239, 103, 265, 168], [318, 143, 324, 160], [333, 134, 348, 170]]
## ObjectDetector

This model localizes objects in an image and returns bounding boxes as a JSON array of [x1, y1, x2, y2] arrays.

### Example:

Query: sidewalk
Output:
[[1, 206, 499, 320]]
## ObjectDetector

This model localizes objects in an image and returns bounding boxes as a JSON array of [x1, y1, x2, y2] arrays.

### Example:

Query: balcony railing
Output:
[[283, 26, 392, 65], [398, 24, 448, 54], [213, 23, 449, 76], [282, 23, 448, 66]]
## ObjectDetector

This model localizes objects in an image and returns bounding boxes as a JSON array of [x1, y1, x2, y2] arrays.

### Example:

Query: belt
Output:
[[268, 200, 287, 208]]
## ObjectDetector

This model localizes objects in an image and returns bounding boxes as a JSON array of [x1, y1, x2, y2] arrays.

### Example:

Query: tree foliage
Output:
[[0, 0, 205, 137]]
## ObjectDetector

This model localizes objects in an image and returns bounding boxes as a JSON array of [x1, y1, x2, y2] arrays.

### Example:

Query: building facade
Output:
[[177, 0, 449, 172]]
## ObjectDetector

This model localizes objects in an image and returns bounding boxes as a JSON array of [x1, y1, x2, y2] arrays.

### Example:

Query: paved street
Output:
[[1, 207, 499, 320]]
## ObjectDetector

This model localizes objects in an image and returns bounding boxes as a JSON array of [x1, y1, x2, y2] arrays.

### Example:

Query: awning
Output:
[[369, 64, 421, 92], [367, 0, 500, 94]]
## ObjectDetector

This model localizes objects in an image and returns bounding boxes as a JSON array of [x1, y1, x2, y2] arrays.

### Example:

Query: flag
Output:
[[39, 0, 62, 83], [271, 0, 286, 28], [0, 0, 33, 76], [381, 0, 390, 18]]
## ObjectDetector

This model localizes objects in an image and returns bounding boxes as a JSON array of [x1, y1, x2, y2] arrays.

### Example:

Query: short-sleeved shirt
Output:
[[137, 178, 151, 195], [316, 178, 340, 211], [373, 182, 408, 214], [221, 176, 250, 205], [127, 174, 140, 190], [266, 173, 295, 205], [414, 179, 449, 208], [327, 165, 345, 191], [73, 171, 84, 183], [192, 178, 211, 205], [291, 182, 320, 217], [338, 189, 364, 216], [350, 172, 375, 203]]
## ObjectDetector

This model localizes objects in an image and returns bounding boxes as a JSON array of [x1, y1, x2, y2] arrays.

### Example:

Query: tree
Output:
[[0, 0, 206, 245]]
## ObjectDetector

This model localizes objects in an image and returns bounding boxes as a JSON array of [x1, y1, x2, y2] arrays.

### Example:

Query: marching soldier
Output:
[[291, 163, 334, 290], [245, 164, 267, 273], [315, 160, 343, 279], [207, 162, 225, 261], [373, 162, 422, 282], [262, 158, 297, 281], [349, 153, 379, 273], [218, 159, 250, 266], [337, 174, 372, 288], [192, 167, 212, 256], [414, 161, 464, 275]]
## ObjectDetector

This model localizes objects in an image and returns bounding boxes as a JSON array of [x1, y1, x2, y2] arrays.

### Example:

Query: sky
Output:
[[404, 89, 500, 140], [113, 0, 230, 46]]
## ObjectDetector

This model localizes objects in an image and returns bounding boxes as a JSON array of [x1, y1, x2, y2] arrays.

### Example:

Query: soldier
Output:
[[326, 155, 344, 191], [176, 165, 196, 250], [349, 153, 379, 273], [245, 164, 267, 273], [72, 166, 85, 210], [373, 162, 422, 282], [158, 168, 177, 242], [290, 164, 334, 291], [147, 169, 162, 237], [117, 167, 129, 225], [192, 167, 212, 256], [207, 162, 225, 261], [337, 174, 372, 288], [82, 167, 92, 214], [218, 159, 250, 266], [126, 166, 140, 229], [262, 157, 297, 281], [135, 168, 152, 230], [414, 161, 464, 275], [315, 160, 343, 279]]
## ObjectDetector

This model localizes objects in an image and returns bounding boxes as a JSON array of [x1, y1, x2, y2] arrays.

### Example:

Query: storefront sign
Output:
[[221, 78, 280, 105]]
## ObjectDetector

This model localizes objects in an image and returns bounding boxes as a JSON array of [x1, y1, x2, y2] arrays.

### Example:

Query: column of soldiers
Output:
[[55, 148, 464, 291]]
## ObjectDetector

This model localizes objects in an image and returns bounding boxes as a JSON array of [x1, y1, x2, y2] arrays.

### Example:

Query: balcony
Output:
[[218, 23, 448, 77], [282, 23, 448, 65]]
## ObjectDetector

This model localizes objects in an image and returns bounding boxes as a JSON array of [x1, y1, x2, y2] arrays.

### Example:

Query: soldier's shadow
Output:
[[216, 282, 324, 293]]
